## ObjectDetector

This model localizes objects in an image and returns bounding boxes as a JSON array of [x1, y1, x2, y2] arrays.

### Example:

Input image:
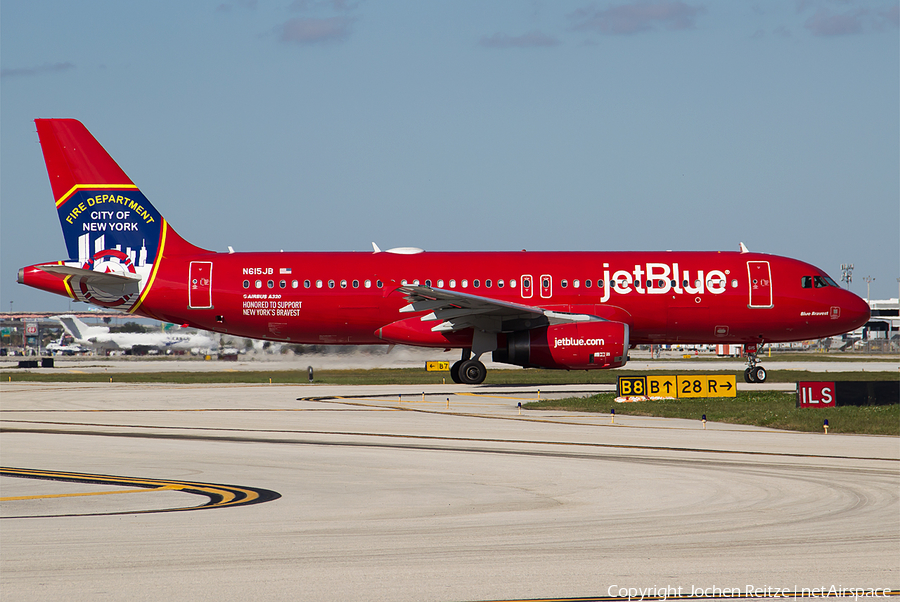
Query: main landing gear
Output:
[[450, 348, 487, 385], [743, 343, 767, 383]]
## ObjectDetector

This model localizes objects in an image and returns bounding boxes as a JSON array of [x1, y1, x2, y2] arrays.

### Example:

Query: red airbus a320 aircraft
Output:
[[19, 119, 870, 384]]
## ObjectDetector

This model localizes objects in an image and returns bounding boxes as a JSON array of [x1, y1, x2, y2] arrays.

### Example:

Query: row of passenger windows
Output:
[[241, 279, 384, 290], [241, 276, 740, 290]]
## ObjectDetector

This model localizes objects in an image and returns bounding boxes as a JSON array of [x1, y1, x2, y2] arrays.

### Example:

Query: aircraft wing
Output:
[[397, 285, 601, 333], [37, 264, 142, 285]]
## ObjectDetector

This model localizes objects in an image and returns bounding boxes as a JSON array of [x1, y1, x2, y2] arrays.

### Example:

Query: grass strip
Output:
[[524, 390, 899, 436]]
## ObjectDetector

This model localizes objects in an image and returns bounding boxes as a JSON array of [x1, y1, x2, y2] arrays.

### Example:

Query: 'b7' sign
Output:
[[797, 382, 836, 407]]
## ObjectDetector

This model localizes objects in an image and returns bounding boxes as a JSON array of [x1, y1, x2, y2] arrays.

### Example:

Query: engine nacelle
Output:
[[493, 321, 629, 370]]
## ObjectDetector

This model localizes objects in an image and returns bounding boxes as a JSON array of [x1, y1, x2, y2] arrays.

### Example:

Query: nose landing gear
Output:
[[743, 343, 767, 383]]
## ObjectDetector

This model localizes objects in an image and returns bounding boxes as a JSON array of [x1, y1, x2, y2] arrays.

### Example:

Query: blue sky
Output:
[[2, 0, 898, 311]]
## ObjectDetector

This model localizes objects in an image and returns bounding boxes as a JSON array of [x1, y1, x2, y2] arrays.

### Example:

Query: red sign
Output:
[[25, 323, 38, 335], [797, 382, 836, 407]]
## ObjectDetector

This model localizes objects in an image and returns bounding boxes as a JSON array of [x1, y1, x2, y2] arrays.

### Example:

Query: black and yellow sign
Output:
[[647, 375, 677, 397], [617, 375, 736, 398], [617, 376, 646, 396], [425, 361, 450, 372]]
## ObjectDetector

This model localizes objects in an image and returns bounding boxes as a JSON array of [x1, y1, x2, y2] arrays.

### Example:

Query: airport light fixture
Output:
[[840, 264, 854, 289], [862, 276, 875, 304]]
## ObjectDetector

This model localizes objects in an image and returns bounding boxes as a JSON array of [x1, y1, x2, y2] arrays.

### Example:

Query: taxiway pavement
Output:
[[1, 382, 897, 601]]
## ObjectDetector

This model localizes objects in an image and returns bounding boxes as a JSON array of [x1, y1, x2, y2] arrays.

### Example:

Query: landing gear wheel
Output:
[[744, 368, 755, 383], [449, 361, 462, 384], [458, 359, 486, 385], [751, 366, 767, 383]]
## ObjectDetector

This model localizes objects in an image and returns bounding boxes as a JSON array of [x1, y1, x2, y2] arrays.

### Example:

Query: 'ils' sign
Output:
[[797, 382, 836, 407]]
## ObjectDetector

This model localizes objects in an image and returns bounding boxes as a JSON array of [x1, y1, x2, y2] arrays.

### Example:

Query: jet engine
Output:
[[493, 321, 629, 370]]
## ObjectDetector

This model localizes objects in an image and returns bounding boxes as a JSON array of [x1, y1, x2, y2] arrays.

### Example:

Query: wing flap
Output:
[[397, 285, 603, 333]]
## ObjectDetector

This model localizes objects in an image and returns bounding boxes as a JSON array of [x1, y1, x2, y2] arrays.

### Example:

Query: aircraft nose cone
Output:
[[842, 291, 871, 330]]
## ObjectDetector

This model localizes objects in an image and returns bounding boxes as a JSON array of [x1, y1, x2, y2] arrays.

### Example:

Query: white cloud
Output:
[[569, 1, 706, 35], [479, 30, 561, 48], [279, 16, 354, 44], [0, 62, 75, 79]]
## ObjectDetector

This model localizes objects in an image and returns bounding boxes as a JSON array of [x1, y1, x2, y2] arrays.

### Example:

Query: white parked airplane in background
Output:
[[45, 334, 86, 355], [54, 315, 217, 353]]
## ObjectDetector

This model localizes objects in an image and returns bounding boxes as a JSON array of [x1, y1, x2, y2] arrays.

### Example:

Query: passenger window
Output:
[[316, 280, 323, 288], [485, 279, 492, 288], [585, 279, 591, 288], [573, 279, 580, 288], [279, 280, 286, 288], [497, 279, 504, 288], [328, 280, 335, 289], [255, 280, 262, 289], [437, 279, 444, 288], [304, 280, 311, 288], [561, 279, 568, 288], [364, 279, 371, 288], [376, 280, 383, 288], [352, 280, 359, 288], [473, 279, 480, 288], [267, 280, 275, 289], [462, 279, 468, 288], [598, 280, 605, 288], [425, 279, 432, 287], [731, 279, 737, 288], [401, 279, 408, 285], [450, 279, 456, 288], [340, 280, 347, 288], [413, 279, 420, 286], [509, 279, 516, 288], [242, 280, 250, 289], [292, 280, 299, 288]]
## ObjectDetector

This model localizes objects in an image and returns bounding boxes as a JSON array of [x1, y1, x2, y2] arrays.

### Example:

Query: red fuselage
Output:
[[94, 249, 868, 347]]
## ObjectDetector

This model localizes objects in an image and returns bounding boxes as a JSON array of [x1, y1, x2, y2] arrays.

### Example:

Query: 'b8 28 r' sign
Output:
[[617, 375, 736, 398]]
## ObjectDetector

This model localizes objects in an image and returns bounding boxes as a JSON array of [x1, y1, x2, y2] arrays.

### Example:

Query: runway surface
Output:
[[1, 382, 897, 601], [3, 350, 899, 373]]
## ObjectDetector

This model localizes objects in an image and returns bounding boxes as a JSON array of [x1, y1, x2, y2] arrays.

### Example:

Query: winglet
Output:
[[739, 242, 750, 253], [372, 242, 382, 253]]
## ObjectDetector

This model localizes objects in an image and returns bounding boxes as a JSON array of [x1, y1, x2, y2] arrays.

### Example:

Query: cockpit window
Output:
[[804, 275, 839, 289]]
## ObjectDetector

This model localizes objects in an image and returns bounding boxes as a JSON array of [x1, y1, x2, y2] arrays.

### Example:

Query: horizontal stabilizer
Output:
[[37, 263, 142, 285]]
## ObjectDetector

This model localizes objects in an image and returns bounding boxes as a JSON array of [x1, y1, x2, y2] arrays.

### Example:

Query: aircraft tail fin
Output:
[[36, 119, 206, 265], [54, 315, 99, 341]]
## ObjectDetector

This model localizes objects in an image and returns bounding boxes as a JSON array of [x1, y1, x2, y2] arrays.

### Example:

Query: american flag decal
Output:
[[279, 267, 292, 274]]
